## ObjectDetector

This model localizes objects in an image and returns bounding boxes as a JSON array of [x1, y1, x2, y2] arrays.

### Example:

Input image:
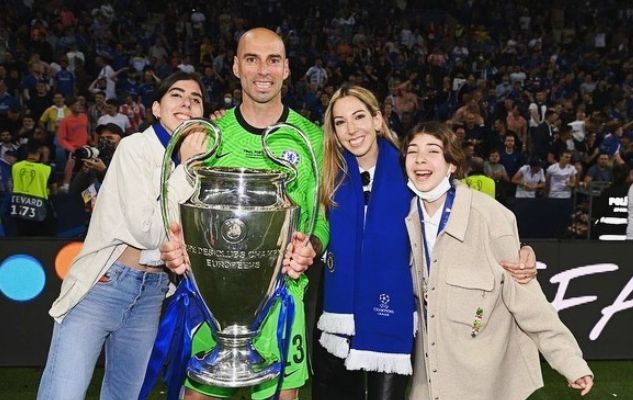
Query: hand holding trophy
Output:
[[154, 119, 319, 391]]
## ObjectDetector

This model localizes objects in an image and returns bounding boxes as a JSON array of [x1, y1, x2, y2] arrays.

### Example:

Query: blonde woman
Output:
[[315, 84, 413, 399]]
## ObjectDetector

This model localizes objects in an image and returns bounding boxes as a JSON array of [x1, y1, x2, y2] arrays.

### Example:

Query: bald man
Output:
[[181, 28, 329, 400]]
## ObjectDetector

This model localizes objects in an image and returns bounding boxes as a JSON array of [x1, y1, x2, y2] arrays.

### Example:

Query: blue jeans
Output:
[[37, 262, 169, 400]]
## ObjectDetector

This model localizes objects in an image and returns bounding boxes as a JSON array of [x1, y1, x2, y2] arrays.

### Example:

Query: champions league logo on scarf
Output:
[[374, 293, 395, 317], [281, 150, 300, 166], [325, 252, 335, 272]]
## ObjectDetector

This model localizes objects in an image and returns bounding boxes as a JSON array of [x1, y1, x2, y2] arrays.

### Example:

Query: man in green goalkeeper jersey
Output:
[[161, 28, 328, 400]]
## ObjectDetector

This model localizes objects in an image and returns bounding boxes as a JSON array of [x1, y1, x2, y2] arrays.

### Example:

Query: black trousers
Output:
[[306, 259, 410, 399], [304, 258, 325, 365], [311, 340, 410, 400]]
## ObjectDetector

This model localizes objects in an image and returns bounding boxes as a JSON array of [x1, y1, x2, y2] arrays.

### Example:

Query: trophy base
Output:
[[187, 346, 281, 388]]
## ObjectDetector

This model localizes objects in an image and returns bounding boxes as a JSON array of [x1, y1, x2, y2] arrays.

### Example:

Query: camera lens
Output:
[[73, 146, 99, 160]]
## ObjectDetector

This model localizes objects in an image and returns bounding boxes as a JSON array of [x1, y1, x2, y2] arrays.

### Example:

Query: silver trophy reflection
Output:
[[159, 119, 319, 387]]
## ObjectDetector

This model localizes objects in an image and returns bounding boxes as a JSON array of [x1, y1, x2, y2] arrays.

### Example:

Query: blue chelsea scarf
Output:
[[416, 186, 456, 271], [153, 122, 180, 166]]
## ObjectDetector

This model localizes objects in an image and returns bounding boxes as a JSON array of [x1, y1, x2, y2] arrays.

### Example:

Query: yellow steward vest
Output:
[[12, 160, 52, 200]]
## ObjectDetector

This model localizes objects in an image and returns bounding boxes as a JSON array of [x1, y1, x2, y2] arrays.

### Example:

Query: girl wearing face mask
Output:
[[402, 121, 593, 400]]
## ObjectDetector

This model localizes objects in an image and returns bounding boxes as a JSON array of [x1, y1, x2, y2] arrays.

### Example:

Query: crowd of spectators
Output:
[[1, 0, 632, 238]]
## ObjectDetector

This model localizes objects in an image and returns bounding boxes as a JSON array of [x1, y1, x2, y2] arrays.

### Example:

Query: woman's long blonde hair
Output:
[[321, 85, 399, 210]]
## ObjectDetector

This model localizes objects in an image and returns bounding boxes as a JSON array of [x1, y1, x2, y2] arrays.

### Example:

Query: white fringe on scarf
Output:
[[345, 349, 413, 375], [317, 312, 355, 335], [319, 331, 350, 359]]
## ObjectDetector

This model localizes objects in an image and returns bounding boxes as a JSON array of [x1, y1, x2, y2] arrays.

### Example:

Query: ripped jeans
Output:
[[37, 262, 169, 400]]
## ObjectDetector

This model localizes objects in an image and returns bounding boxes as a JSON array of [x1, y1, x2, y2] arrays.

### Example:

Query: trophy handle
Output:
[[261, 122, 320, 237], [159, 118, 222, 237]]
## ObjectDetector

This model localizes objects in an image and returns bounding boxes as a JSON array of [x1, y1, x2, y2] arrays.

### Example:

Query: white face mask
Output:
[[407, 167, 453, 202], [224, 97, 232, 104]]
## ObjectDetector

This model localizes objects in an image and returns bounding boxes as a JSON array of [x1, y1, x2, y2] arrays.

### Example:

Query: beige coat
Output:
[[405, 183, 592, 400]]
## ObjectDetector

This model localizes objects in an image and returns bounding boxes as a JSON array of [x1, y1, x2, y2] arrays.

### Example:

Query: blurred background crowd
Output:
[[0, 0, 632, 239]]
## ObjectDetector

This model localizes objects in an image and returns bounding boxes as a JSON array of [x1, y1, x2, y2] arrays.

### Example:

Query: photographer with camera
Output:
[[69, 123, 122, 211]]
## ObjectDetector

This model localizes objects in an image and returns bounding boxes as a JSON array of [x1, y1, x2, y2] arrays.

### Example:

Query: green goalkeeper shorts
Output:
[[184, 275, 309, 399]]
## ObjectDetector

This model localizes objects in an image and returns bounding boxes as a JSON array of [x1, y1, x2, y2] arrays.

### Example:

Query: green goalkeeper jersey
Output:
[[204, 106, 329, 249]]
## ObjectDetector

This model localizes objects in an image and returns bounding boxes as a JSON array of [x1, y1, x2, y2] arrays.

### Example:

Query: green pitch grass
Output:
[[1, 361, 630, 399]]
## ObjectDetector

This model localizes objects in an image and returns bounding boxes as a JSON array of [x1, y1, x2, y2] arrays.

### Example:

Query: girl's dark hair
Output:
[[528, 157, 543, 168], [153, 71, 207, 104], [400, 121, 466, 179]]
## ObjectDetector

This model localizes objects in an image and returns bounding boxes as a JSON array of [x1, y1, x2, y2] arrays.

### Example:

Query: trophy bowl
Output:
[[181, 167, 297, 387]]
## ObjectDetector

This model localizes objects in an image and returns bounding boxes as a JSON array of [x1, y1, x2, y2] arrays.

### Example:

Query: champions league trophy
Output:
[[159, 119, 319, 387]]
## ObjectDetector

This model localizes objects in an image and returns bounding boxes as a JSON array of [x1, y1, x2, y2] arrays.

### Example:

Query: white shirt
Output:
[[98, 65, 116, 100], [97, 113, 131, 132], [420, 197, 446, 267], [130, 56, 149, 73], [509, 71, 526, 85], [547, 163, 576, 198], [528, 102, 547, 127], [66, 50, 85, 72], [52, 105, 66, 120], [515, 165, 545, 198], [360, 166, 375, 219], [569, 120, 586, 141]]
